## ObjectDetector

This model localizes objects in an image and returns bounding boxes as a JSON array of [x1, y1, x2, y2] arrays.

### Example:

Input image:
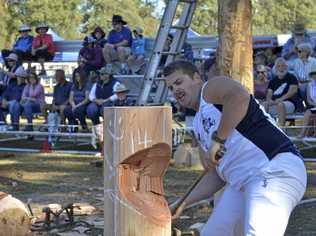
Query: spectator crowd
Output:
[[0, 17, 316, 139]]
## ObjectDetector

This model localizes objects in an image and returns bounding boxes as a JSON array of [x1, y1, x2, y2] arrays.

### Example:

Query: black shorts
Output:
[[33, 49, 54, 61]]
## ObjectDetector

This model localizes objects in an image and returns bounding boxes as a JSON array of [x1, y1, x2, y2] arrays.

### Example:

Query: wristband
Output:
[[211, 131, 226, 144]]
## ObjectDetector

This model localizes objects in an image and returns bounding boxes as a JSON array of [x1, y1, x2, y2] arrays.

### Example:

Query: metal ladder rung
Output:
[[160, 51, 181, 56], [179, 0, 196, 3], [171, 25, 189, 30]]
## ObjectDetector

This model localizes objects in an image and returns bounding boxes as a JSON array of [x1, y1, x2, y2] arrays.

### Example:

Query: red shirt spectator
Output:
[[32, 34, 55, 55]]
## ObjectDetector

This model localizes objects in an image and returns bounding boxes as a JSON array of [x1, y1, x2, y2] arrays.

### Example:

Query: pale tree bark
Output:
[[217, 0, 253, 93]]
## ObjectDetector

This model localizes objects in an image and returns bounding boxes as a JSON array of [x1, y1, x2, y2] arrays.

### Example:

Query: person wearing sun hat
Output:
[[86, 64, 121, 125], [79, 35, 104, 75], [103, 15, 133, 75], [31, 23, 55, 75], [282, 21, 315, 61], [1, 24, 33, 65], [127, 26, 146, 74], [103, 83, 135, 107], [0, 53, 24, 86], [0, 67, 27, 131]]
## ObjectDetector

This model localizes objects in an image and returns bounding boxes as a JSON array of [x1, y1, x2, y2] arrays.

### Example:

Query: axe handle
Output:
[[172, 170, 207, 214]]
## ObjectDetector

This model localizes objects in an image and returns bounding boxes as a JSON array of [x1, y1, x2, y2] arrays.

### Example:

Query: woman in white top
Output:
[[298, 65, 316, 138]]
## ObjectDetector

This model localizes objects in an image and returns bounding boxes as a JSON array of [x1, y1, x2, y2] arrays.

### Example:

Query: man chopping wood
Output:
[[164, 60, 306, 236]]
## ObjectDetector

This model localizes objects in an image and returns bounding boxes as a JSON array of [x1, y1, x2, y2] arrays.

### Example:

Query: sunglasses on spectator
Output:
[[100, 73, 109, 76], [310, 72, 316, 76], [257, 71, 266, 74]]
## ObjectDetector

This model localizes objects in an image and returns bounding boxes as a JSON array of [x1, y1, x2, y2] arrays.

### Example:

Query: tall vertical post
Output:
[[217, 0, 253, 93], [103, 106, 172, 236]]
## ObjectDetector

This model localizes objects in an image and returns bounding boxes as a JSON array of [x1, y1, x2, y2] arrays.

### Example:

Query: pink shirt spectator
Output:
[[254, 82, 269, 100], [22, 83, 45, 107]]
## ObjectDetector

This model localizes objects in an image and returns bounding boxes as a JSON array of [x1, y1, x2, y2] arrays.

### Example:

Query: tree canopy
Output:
[[1, 0, 316, 48]]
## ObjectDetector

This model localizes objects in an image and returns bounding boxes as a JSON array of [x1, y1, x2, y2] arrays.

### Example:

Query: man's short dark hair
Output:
[[163, 60, 199, 78]]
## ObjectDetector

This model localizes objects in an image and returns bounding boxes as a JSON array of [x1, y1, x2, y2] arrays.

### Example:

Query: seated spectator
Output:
[[64, 71, 90, 132], [87, 65, 120, 125], [127, 27, 146, 74], [1, 24, 33, 66], [103, 15, 132, 75], [298, 65, 316, 138], [103, 84, 135, 107], [288, 43, 316, 100], [0, 53, 25, 86], [264, 47, 279, 68], [21, 72, 45, 131], [79, 36, 104, 75], [31, 23, 55, 75], [91, 26, 107, 48], [282, 22, 315, 61], [51, 70, 72, 123], [159, 34, 173, 68], [254, 51, 272, 80], [263, 57, 302, 126], [0, 68, 27, 130], [254, 65, 269, 102]]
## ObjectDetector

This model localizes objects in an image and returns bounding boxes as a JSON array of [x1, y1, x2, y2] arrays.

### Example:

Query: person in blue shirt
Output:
[[1, 24, 33, 66], [64, 70, 90, 132], [0, 68, 27, 130], [127, 27, 146, 74], [51, 70, 72, 123], [103, 15, 133, 75], [282, 22, 315, 61]]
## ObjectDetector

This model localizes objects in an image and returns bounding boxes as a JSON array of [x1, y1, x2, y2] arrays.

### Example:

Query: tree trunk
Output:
[[0, 192, 31, 236], [217, 0, 253, 93], [103, 106, 172, 236]]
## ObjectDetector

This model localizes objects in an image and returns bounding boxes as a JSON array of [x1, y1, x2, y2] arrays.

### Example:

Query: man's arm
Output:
[[275, 85, 298, 102], [203, 76, 250, 140]]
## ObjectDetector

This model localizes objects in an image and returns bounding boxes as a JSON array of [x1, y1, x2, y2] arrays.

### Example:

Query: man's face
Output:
[[55, 72, 64, 83], [298, 49, 308, 59], [165, 70, 197, 108], [112, 22, 122, 31]]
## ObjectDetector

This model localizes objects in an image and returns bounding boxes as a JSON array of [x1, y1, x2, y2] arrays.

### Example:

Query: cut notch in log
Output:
[[119, 142, 171, 226]]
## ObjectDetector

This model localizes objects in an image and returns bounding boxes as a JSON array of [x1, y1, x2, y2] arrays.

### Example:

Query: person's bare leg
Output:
[[277, 102, 286, 126], [39, 58, 45, 72], [103, 45, 112, 64], [117, 47, 126, 63], [298, 109, 312, 138]]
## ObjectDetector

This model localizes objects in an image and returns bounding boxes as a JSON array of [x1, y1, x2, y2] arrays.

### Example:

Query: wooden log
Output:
[[217, 0, 253, 93], [103, 106, 172, 236], [0, 192, 31, 236]]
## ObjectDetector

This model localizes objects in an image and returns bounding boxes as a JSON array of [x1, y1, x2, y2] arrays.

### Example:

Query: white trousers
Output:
[[201, 153, 307, 236]]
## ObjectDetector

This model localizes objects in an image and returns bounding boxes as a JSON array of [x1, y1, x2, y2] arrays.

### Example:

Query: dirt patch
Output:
[[0, 153, 315, 235]]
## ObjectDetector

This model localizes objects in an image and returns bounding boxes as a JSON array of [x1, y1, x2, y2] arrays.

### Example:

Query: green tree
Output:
[[80, 0, 159, 38]]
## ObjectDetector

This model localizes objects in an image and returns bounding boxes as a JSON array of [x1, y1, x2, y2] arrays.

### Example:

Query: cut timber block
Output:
[[0, 192, 31, 236], [103, 106, 172, 236]]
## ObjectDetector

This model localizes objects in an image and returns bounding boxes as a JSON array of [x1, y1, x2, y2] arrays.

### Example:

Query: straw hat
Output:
[[6, 53, 18, 62], [19, 24, 31, 32], [113, 83, 129, 93], [35, 23, 49, 33]]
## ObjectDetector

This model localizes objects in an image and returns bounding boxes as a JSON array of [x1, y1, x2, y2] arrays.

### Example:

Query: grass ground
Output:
[[0, 152, 315, 235]]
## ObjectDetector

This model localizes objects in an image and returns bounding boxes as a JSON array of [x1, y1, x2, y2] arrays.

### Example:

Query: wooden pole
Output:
[[217, 0, 253, 93], [103, 106, 172, 236]]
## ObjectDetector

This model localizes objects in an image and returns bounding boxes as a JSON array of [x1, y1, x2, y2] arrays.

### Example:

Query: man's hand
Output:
[[207, 141, 226, 166]]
